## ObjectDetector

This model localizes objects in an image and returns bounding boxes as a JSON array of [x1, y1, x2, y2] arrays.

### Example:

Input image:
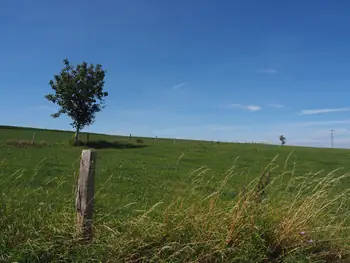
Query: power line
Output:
[[330, 129, 334, 148]]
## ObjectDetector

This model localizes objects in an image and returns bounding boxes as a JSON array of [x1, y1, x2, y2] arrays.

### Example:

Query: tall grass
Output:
[[1, 155, 350, 262]]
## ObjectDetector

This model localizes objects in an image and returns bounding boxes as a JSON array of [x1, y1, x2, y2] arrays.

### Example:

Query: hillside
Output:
[[1, 125, 350, 262]]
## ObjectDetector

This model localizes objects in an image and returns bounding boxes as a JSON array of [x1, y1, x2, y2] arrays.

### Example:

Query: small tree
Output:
[[279, 135, 286, 145], [45, 59, 108, 146]]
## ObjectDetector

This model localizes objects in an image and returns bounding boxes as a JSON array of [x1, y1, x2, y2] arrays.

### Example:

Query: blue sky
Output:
[[2, 0, 350, 148]]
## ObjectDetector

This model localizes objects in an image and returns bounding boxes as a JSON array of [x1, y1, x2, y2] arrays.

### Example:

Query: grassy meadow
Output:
[[1, 125, 350, 262]]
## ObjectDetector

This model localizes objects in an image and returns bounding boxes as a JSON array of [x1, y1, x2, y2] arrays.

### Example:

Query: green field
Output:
[[1, 125, 350, 262]]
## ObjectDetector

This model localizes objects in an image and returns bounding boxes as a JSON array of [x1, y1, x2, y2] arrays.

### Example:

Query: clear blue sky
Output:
[[2, 0, 350, 148]]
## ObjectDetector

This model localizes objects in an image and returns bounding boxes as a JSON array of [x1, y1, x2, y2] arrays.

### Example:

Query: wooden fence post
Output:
[[86, 133, 90, 142], [174, 138, 176, 144], [76, 150, 97, 241], [31, 132, 36, 145]]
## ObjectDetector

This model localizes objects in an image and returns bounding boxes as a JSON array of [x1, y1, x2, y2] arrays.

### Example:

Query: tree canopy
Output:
[[45, 59, 108, 144], [279, 135, 286, 145]]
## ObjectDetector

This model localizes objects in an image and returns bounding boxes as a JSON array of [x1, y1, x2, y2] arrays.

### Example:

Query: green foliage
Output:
[[280, 135, 286, 145], [45, 59, 108, 133], [136, 138, 144, 143]]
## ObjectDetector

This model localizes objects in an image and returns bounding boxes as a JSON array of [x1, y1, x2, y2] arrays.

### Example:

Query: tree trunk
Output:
[[75, 128, 80, 146]]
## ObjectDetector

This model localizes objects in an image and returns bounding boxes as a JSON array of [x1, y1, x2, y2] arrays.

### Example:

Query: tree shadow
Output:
[[81, 140, 147, 149]]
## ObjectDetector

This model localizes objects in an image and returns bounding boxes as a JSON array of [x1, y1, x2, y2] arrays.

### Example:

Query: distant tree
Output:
[[45, 59, 108, 146], [280, 135, 286, 145]]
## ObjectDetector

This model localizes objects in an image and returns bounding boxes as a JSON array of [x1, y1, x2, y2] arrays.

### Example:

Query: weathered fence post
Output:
[[76, 150, 97, 241], [86, 133, 90, 142], [31, 132, 36, 145]]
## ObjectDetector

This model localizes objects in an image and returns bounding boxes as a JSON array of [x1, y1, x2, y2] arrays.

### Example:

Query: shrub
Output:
[[136, 138, 144, 143], [68, 139, 84, 146]]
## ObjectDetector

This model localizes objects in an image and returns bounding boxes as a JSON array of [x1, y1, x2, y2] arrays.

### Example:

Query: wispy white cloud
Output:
[[256, 119, 350, 148], [154, 124, 245, 138], [172, 82, 186, 90], [154, 119, 350, 147], [228, 104, 262, 112], [268, 104, 284, 109], [205, 124, 245, 132], [256, 68, 278, 74], [92, 113, 350, 148], [151, 120, 349, 147], [152, 124, 245, 140], [294, 119, 350, 127], [300, 107, 350, 115]]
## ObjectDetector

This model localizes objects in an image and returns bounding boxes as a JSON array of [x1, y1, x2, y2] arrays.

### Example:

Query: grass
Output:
[[1, 125, 350, 262]]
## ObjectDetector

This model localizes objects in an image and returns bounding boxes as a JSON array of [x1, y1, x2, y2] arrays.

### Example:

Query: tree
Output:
[[45, 59, 108, 145], [279, 135, 286, 146]]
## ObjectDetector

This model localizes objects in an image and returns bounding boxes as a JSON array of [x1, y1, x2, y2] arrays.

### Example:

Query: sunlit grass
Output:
[[1, 153, 350, 262]]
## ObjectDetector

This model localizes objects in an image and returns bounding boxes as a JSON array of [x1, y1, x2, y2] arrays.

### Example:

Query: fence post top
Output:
[[81, 150, 97, 160]]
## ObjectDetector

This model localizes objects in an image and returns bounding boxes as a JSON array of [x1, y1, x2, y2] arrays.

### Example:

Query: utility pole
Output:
[[330, 129, 334, 148]]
